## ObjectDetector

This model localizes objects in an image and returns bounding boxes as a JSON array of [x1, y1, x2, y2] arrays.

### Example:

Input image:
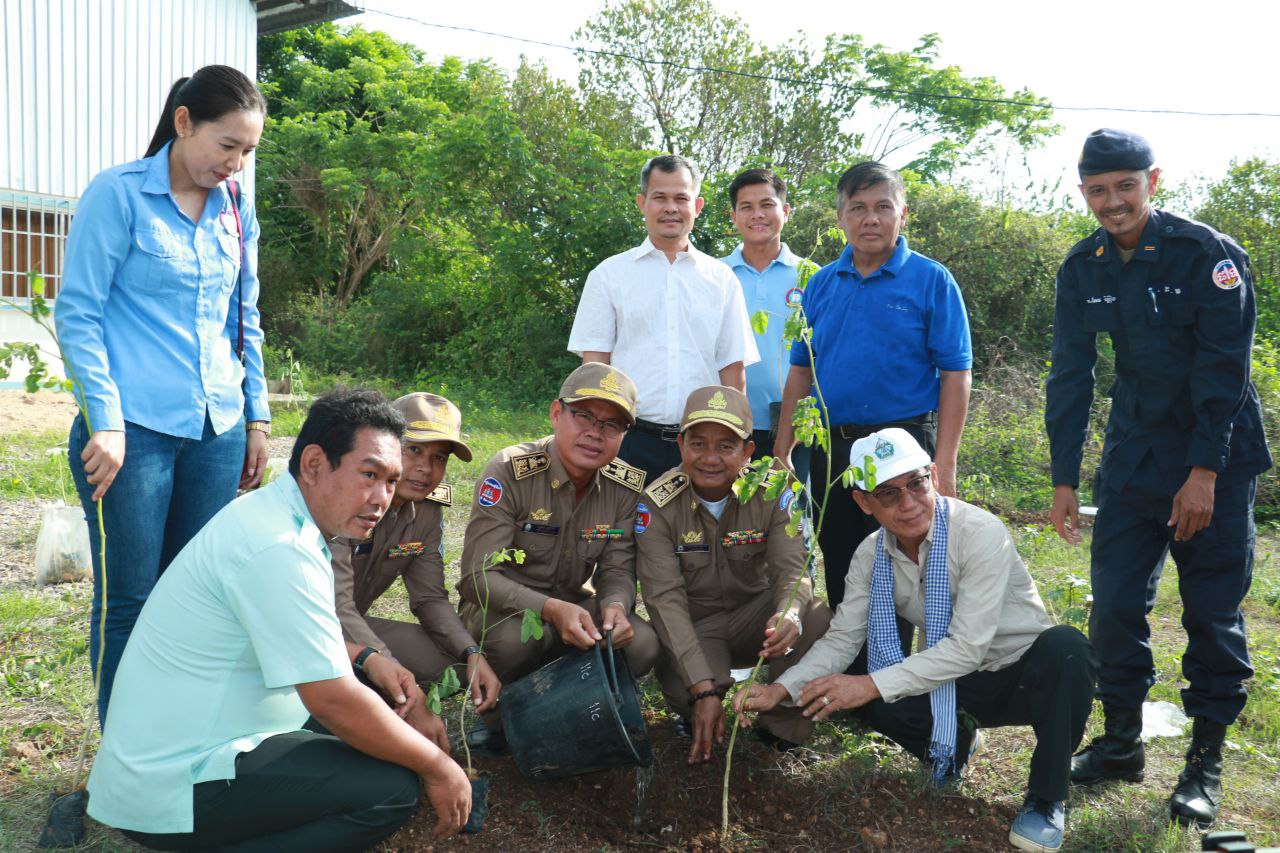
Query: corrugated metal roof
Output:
[[254, 0, 361, 35]]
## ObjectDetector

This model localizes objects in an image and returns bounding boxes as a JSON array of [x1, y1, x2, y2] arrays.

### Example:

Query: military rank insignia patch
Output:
[[425, 483, 452, 505], [387, 541, 426, 558], [511, 451, 550, 480], [478, 477, 504, 507], [646, 471, 689, 508], [1213, 259, 1242, 290], [353, 541, 374, 556], [601, 460, 644, 492]]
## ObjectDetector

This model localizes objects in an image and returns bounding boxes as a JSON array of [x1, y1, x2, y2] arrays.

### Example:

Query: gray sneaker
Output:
[[1009, 794, 1064, 852]]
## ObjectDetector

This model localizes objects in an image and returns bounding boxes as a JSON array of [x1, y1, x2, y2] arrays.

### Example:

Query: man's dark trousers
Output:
[[620, 424, 683, 486], [1089, 454, 1256, 724], [122, 730, 420, 851], [849, 625, 1097, 802]]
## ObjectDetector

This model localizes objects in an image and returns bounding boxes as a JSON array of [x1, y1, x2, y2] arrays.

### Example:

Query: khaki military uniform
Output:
[[636, 465, 831, 742], [331, 483, 476, 684], [458, 435, 659, 681]]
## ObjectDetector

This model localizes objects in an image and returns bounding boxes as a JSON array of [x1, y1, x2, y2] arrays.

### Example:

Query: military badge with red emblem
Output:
[[478, 476, 504, 507]]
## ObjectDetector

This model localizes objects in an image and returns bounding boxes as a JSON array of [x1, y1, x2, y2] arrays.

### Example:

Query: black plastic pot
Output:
[[500, 632, 652, 780]]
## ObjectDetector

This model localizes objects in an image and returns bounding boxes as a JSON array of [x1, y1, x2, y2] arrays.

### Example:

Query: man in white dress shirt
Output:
[[568, 154, 759, 483]]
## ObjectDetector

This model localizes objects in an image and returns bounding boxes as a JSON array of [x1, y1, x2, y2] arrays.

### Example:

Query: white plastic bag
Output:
[[35, 501, 92, 585], [1141, 700, 1189, 739]]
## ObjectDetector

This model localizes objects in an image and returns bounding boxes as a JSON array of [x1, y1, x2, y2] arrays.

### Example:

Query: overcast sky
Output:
[[351, 0, 1280, 211]]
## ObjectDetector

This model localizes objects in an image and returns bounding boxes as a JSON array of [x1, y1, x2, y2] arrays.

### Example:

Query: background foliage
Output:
[[252, 0, 1280, 504]]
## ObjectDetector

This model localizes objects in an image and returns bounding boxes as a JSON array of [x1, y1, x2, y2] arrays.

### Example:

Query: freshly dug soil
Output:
[[388, 713, 1016, 852]]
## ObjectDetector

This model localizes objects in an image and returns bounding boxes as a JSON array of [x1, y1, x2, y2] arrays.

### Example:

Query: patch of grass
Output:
[[0, 430, 74, 503]]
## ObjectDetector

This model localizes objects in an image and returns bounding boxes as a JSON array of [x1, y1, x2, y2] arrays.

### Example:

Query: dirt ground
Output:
[[392, 713, 1016, 853], [0, 390, 78, 435]]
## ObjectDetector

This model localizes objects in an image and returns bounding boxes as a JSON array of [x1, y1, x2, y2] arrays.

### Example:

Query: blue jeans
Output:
[[69, 414, 245, 726]]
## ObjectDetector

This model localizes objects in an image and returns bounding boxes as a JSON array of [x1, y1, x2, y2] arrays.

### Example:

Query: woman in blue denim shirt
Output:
[[55, 65, 271, 725]]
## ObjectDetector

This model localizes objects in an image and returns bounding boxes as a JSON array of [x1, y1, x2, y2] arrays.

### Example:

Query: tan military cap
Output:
[[558, 362, 638, 425], [391, 392, 473, 462], [680, 385, 752, 439]]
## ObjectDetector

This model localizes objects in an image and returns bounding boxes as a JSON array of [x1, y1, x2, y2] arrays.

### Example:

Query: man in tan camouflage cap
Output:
[[459, 363, 660, 700], [636, 385, 831, 764], [331, 392, 502, 722]]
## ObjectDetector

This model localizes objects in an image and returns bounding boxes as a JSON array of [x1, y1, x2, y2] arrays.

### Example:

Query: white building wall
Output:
[[1, 0, 258, 199], [1, 0, 258, 387]]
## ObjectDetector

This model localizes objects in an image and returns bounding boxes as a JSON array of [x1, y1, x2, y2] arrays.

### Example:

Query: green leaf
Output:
[[785, 513, 801, 539], [426, 684, 443, 715], [439, 665, 461, 694], [750, 309, 769, 336], [520, 608, 544, 643]]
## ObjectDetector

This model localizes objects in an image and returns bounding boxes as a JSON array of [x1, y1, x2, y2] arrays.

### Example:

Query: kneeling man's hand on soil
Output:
[[687, 679, 726, 765]]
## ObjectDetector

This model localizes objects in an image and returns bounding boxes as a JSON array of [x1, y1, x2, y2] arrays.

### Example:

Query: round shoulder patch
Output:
[[634, 502, 651, 534], [477, 476, 504, 507], [1213, 259, 1242, 290]]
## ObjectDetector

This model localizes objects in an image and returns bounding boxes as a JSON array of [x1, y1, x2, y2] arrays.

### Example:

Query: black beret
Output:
[[1078, 128, 1155, 178]]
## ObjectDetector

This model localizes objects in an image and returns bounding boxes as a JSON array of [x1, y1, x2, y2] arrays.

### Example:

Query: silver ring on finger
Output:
[[821, 695, 831, 706]]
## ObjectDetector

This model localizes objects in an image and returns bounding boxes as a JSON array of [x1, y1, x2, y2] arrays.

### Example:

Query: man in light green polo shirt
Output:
[[87, 389, 472, 848]]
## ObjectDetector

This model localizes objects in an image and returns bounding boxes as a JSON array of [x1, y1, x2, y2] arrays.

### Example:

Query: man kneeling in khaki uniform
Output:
[[330, 393, 501, 715], [458, 363, 660, 692], [637, 385, 831, 764]]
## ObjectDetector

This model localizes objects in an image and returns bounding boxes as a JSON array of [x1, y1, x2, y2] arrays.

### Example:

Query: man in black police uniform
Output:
[[1046, 128, 1270, 828]]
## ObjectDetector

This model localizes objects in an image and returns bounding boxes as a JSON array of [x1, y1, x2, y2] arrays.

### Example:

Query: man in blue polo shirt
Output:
[[774, 161, 972, 610], [86, 389, 471, 848], [721, 167, 810, 488]]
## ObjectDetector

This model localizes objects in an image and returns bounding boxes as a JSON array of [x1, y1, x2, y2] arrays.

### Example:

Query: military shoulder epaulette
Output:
[[646, 470, 689, 508], [1065, 231, 1102, 261], [425, 483, 452, 506], [601, 459, 644, 493], [510, 451, 550, 480]]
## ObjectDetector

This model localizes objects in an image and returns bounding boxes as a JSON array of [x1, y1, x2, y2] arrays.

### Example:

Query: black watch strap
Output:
[[353, 646, 379, 673], [461, 645, 485, 659]]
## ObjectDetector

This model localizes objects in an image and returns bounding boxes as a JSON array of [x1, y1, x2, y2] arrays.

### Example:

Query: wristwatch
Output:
[[461, 645, 486, 659], [246, 420, 271, 436], [353, 646, 380, 673]]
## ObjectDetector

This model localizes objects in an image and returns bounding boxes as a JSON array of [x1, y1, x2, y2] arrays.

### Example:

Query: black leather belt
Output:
[[830, 411, 937, 441], [634, 418, 681, 442]]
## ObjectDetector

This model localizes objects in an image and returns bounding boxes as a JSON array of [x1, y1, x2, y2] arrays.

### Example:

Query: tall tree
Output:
[[574, 0, 1058, 179]]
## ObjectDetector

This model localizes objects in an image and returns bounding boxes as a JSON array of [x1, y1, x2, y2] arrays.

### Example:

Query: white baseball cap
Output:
[[847, 428, 932, 491]]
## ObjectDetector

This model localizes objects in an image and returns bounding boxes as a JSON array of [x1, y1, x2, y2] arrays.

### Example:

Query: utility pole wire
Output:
[[356, 7, 1280, 120]]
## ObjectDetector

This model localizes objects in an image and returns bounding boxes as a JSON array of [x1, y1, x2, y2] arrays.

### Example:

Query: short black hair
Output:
[[835, 161, 905, 211], [288, 388, 406, 477], [640, 154, 701, 195], [727, 168, 787, 209]]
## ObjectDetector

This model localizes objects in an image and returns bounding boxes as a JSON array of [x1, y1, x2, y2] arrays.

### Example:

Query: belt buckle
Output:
[[661, 427, 680, 442]]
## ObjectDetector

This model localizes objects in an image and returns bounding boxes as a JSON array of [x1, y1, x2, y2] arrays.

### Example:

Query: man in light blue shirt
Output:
[[721, 168, 810, 487], [87, 389, 472, 848]]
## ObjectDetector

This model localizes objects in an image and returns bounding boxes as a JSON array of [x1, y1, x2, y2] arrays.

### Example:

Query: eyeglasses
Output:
[[868, 471, 931, 505], [559, 400, 628, 439]]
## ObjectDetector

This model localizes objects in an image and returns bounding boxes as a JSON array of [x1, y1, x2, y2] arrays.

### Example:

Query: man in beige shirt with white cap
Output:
[[735, 428, 1096, 853]]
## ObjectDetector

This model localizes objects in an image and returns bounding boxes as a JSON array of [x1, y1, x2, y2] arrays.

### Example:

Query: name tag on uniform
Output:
[[675, 543, 710, 553], [521, 522, 560, 536], [352, 542, 374, 556], [386, 541, 426, 559]]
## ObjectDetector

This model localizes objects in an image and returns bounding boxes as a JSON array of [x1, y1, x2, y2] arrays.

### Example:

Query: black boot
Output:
[[1169, 717, 1226, 828], [1070, 703, 1145, 786]]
